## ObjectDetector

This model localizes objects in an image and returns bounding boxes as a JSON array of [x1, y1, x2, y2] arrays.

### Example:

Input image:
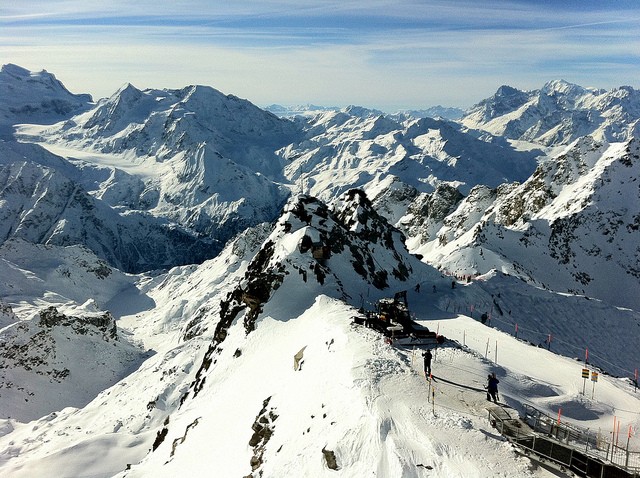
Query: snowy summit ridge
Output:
[[0, 64, 92, 131], [462, 80, 640, 145]]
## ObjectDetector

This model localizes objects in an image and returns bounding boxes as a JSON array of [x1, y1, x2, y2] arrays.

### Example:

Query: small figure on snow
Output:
[[486, 373, 499, 403], [423, 349, 433, 378], [415, 283, 421, 293]]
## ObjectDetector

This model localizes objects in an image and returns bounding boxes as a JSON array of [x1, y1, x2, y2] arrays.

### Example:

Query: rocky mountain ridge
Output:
[[462, 79, 640, 146], [407, 136, 640, 310]]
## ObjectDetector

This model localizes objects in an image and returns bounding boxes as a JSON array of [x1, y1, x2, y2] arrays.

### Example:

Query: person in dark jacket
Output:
[[423, 349, 433, 377], [487, 373, 499, 402]]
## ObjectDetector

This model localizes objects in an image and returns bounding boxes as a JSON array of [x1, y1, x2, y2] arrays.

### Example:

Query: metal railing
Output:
[[488, 405, 639, 478]]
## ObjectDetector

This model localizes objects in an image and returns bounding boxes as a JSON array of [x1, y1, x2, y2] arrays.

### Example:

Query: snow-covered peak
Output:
[[219, 190, 429, 320], [540, 79, 589, 98], [343, 104, 384, 118], [395, 105, 465, 121], [0, 63, 92, 129], [50, 81, 299, 166], [462, 80, 640, 146], [1, 63, 32, 77]]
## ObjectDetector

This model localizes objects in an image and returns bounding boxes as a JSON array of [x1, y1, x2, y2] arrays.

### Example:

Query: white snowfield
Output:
[[1, 287, 638, 478]]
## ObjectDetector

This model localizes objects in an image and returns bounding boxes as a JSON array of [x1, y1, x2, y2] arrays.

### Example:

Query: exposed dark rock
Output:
[[152, 427, 168, 452], [246, 397, 278, 476], [322, 448, 339, 470], [39, 306, 117, 340]]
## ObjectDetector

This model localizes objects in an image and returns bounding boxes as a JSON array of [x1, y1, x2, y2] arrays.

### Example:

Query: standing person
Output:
[[486, 373, 499, 403], [423, 349, 433, 378]]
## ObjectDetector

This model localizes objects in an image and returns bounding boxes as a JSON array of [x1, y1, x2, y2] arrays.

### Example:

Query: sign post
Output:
[[591, 371, 598, 399], [581, 368, 589, 395]]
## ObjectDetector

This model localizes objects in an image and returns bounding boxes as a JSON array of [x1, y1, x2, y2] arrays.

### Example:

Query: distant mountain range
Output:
[[265, 103, 465, 120], [2, 64, 639, 309], [461, 79, 640, 145]]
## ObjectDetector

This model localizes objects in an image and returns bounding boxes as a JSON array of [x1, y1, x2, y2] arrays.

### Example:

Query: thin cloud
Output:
[[1, 0, 638, 110]]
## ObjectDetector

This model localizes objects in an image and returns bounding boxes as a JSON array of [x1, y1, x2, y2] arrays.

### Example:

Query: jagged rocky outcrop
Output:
[[0, 306, 145, 421], [38, 306, 117, 339], [397, 183, 465, 246], [414, 136, 640, 310]]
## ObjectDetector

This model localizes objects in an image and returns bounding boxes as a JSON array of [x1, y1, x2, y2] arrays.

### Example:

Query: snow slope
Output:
[[1, 191, 638, 478], [412, 137, 640, 311]]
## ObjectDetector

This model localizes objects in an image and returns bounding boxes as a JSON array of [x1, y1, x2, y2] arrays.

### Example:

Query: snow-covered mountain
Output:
[[461, 80, 640, 146], [0, 140, 216, 273], [1, 190, 638, 477], [265, 104, 465, 121], [264, 103, 342, 118], [397, 105, 465, 120], [409, 136, 640, 311], [279, 108, 538, 200], [1, 65, 639, 477], [25, 82, 299, 241], [0, 64, 92, 135]]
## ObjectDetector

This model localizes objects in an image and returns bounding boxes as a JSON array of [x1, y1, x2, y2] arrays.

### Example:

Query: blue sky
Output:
[[1, 1, 639, 111]]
